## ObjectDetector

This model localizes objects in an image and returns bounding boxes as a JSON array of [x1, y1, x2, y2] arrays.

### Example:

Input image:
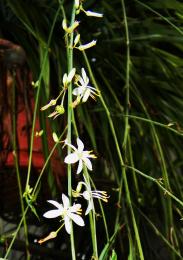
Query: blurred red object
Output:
[[0, 39, 65, 189]]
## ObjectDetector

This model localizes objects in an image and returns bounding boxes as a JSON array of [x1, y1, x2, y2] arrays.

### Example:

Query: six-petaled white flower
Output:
[[72, 181, 109, 215], [43, 194, 85, 234], [73, 68, 99, 103], [64, 138, 96, 174]]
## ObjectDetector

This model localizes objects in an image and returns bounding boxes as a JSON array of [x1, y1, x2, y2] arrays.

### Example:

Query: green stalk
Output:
[[124, 165, 183, 208], [12, 71, 30, 260], [127, 136, 140, 197], [134, 91, 174, 238], [25, 6, 60, 188], [83, 170, 99, 259], [4, 207, 29, 259], [121, 0, 130, 149], [135, 0, 183, 36], [134, 205, 183, 259], [59, 1, 77, 258], [123, 115, 183, 136], [89, 176, 110, 242], [82, 51, 144, 260]]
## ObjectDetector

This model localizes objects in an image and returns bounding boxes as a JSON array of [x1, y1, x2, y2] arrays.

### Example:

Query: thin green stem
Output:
[[124, 165, 183, 208], [134, 89, 174, 237], [12, 71, 30, 260], [135, 206, 183, 259], [25, 6, 60, 188], [83, 171, 98, 259], [121, 0, 131, 149], [82, 51, 144, 260], [135, 0, 183, 36], [123, 115, 183, 136], [4, 207, 29, 259], [4, 128, 67, 258], [89, 176, 110, 242], [60, 1, 77, 259]]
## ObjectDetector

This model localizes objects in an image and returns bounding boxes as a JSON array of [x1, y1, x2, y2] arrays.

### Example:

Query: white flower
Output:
[[64, 138, 96, 174], [73, 182, 109, 215], [72, 68, 99, 102], [43, 194, 84, 234]]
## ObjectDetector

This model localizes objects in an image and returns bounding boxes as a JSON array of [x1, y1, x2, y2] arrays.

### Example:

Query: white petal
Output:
[[72, 86, 84, 96], [78, 77, 86, 87], [81, 68, 88, 83], [43, 209, 61, 218], [64, 215, 71, 234], [47, 200, 63, 210], [82, 89, 90, 102], [67, 68, 76, 83], [85, 200, 93, 215], [68, 212, 85, 226], [82, 191, 91, 200], [62, 194, 70, 209], [77, 159, 83, 174], [65, 140, 77, 152], [83, 157, 92, 171], [77, 138, 84, 152], [69, 203, 81, 212], [62, 73, 67, 85], [64, 153, 79, 164], [85, 11, 103, 18]]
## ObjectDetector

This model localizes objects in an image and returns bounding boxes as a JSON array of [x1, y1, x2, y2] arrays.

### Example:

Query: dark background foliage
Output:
[[0, 0, 183, 259]]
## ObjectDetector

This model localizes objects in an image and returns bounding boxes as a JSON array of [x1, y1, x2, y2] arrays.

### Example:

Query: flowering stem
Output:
[[60, 1, 77, 259]]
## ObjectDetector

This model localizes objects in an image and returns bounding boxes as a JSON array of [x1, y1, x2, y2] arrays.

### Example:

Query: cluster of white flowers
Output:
[[39, 0, 108, 242]]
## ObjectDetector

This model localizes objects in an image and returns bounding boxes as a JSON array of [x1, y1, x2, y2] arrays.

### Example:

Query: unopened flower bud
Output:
[[75, 0, 80, 9], [74, 34, 80, 47], [62, 19, 67, 31], [52, 132, 59, 143]]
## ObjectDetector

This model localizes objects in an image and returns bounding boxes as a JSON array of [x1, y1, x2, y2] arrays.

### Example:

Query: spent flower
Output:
[[83, 10, 103, 18], [48, 105, 65, 119], [41, 99, 57, 111], [62, 19, 80, 34], [76, 40, 97, 51], [43, 193, 84, 234]]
